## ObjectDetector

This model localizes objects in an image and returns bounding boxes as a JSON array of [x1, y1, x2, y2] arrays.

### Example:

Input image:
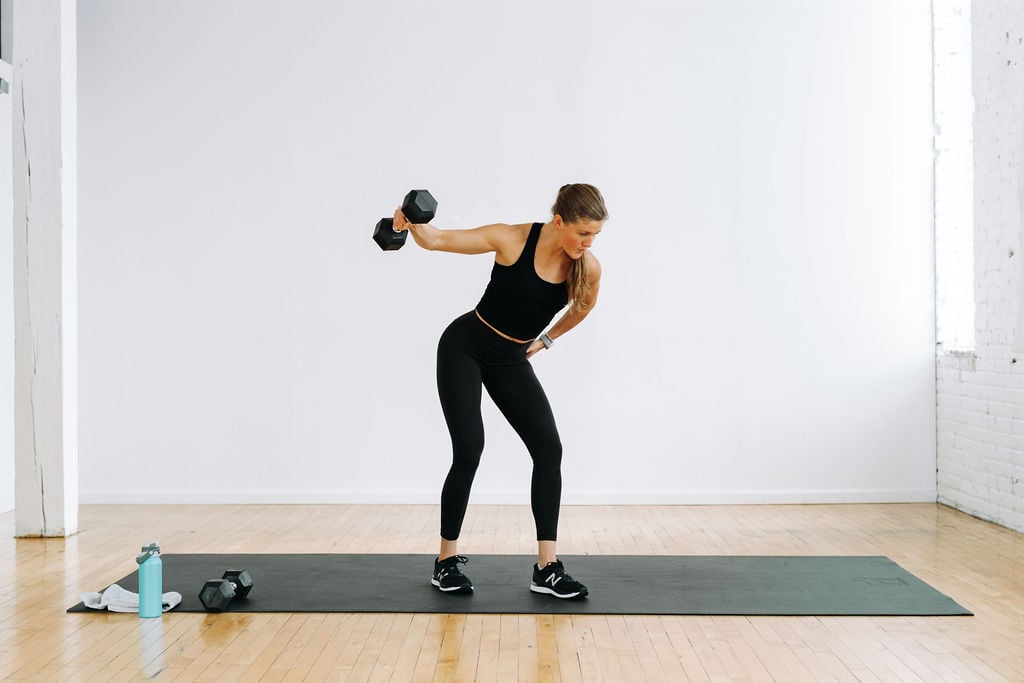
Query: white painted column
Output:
[[1, 58, 13, 515], [12, 0, 78, 537]]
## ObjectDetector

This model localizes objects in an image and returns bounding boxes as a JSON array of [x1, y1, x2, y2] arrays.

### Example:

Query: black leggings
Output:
[[436, 311, 562, 542]]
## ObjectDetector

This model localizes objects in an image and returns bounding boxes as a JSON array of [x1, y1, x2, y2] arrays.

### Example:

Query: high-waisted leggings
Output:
[[437, 311, 562, 541]]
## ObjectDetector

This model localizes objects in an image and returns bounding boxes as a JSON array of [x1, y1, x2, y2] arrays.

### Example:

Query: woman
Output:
[[394, 183, 607, 599]]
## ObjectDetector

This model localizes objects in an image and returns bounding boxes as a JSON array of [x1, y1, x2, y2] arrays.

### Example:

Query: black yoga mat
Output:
[[67, 554, 971, 616]]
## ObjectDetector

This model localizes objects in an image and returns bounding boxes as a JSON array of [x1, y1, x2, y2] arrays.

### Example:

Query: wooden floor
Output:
[[1, 503, 1022, 682]]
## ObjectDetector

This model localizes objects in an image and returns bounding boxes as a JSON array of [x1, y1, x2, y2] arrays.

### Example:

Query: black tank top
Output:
[[475, 223, 569, 340]]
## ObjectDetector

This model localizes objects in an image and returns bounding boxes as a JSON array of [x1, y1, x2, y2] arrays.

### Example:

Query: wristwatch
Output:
[[540, 333, 554, 349]]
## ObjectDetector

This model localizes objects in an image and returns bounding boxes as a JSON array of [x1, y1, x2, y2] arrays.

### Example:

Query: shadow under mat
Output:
[[67, 554, 972, 616]]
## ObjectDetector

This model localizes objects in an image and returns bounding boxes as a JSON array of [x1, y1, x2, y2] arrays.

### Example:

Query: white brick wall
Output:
[[937, 0, 1024, 532]]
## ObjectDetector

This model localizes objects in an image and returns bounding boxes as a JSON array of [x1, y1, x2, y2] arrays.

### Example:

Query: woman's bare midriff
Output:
[[475, 310, 532, 344]]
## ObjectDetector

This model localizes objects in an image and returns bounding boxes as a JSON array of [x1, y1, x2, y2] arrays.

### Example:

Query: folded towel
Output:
[[80, 583, 182, 613]]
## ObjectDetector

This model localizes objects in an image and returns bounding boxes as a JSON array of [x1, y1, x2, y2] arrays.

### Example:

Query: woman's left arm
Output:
[[526, 254, 603, 359]]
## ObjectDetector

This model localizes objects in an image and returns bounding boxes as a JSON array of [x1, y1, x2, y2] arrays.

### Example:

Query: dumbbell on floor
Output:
[[199, 569, 254, 612], [373, 189, 438, 251]]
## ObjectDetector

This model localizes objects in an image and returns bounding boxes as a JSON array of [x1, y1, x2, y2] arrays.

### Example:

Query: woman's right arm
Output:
[[393, 208, 515, 256]]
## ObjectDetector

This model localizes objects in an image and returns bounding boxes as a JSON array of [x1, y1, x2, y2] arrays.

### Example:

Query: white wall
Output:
[[78, 0, 937, 505], [937, 1, 1024, 533]]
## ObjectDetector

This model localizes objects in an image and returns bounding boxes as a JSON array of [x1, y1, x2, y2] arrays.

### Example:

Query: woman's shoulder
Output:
[[484, 222, 532, 236], [489, 223, 532, 264], [508, 222, 536, 234]]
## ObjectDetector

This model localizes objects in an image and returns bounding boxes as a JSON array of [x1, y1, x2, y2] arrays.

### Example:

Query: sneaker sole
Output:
[[530, 583, 588, 599], [431, 578, 473, 593]]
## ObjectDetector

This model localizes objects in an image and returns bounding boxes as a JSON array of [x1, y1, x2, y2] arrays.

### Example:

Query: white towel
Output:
[[80, 583, 182, 613]]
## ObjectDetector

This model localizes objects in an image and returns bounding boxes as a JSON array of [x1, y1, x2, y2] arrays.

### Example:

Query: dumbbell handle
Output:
[[380, 217, 407, 234]]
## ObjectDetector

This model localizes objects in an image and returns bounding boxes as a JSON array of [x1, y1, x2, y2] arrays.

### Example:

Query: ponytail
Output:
[[551, 184, 607, 314]]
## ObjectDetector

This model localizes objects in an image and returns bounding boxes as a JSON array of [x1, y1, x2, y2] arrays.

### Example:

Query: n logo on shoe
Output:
[[545, 574, 562, 587]]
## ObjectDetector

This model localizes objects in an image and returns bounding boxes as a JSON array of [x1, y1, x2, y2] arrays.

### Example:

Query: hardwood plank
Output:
[[0, 502, 1022, 682]]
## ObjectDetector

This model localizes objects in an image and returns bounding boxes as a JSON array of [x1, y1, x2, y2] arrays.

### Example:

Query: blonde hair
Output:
[[551, 184, 607, 314]]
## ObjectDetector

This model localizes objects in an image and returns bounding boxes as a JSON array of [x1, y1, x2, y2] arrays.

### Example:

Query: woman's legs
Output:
[[434, 314, 566, 569], [436, 320, 486, 559], [439, 537, 460, 561], [483, 360, 564, 562], [537, 540, 557, 567]]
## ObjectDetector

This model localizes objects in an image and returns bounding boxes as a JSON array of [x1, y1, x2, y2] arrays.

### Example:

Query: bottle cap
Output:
[[136, 542, 161, 565]]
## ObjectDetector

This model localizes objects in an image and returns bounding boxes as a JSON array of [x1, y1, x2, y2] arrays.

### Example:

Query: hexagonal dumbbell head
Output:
[[222, 569, 253, 600], [373, 217, 408, 251], [199, 578, 235, 612], [402, 189, 437, 224]]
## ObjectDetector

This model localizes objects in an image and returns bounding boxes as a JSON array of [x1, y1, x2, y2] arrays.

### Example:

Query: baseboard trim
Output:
[[79, 489, 938, 505]]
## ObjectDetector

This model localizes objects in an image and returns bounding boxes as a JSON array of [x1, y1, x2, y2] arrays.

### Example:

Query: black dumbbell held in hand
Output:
[[199, 569, 254, 612], [373, 189, 438, 251]]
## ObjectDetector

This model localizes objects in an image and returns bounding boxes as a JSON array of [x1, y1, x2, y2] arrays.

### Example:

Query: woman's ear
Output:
[[553, 214, 564, 229]]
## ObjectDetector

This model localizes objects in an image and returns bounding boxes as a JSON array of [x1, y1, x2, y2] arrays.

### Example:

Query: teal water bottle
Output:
[[137, 542, 163, 618]]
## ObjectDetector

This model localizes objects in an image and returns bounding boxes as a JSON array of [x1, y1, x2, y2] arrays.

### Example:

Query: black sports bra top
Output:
[[475, 223, 569, 340]]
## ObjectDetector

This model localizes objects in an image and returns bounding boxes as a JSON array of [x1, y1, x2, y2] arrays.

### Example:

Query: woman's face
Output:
[[559, 218, 604, 259]]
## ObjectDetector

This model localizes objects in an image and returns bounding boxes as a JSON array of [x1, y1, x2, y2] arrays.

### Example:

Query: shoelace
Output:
[[542, 560, 578, 584], [438, 555, 469, 578]]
